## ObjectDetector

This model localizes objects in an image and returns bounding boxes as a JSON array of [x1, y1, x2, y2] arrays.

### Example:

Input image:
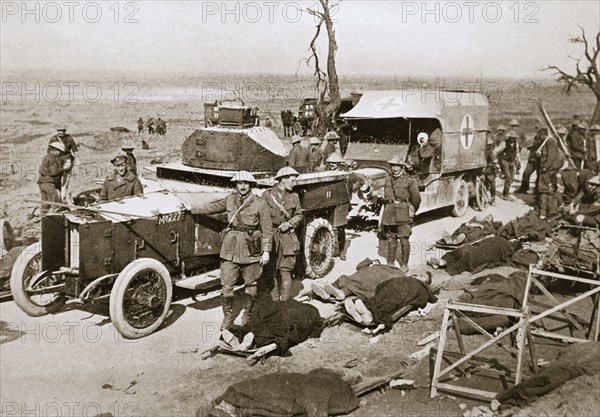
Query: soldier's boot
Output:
[[387, 239, 398, 266], [221, 296, 235, 331], [279, 271, 292, 301], [398, 237, 410, 273], [241, 295, 256, 326]]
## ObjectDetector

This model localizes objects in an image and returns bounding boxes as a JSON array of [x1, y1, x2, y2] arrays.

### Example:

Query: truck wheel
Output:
[[451, 179, 469, 217], [10, 242, 65, 316], [474, 176, 488, 211], [304, 218, 335, 278], [110, 258, 172, 339], [293, 122, 303, 136]]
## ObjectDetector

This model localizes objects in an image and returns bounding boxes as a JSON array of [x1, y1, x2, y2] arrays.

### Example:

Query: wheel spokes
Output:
[[122, 271, 167, 329]]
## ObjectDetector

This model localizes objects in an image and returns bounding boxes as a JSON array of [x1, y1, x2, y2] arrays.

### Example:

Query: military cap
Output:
[[557, 126, 568, 135], [590, 124, 600, 131], [231, 170, 257, 183], [121, 141, 135, 151], [291, 135, 302, 144], [326, 151, 345, 164], [56, 125, 67, 131], [111, 154, 128, 165], [324, 131, 340, 141], [387, 155, 408, 166], [275, 166, 300, 180], [507, 130, 519, 138], [537, 127, 548, 133], [49, 141, 66, 152], [509, 118, 520, 126], [496, 125, 507, 131], [578, 122, 589, 129], [309, 136, 321, 145]]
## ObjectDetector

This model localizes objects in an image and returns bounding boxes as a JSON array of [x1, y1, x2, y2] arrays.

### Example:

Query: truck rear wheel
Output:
[[451, 178, 469, 217], [304, 218, 335, 278], [110, 258, 172, 339], [10, 242, 65, 316], [474, 176, 489, 211]]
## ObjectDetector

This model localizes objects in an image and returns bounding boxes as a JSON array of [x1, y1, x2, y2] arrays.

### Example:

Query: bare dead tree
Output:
[[542, 27, 600, 124], [303, 0, 341, 136]]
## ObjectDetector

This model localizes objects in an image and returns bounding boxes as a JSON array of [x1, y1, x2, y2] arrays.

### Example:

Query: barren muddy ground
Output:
[[1, 73, 598, 417]]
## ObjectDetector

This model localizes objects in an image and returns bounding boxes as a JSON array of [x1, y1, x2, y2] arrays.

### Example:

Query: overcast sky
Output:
[[1, 0, 598, 78]]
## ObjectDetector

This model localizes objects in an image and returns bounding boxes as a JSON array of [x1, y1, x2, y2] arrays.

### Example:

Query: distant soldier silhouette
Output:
[[137, 117, 144, 134]]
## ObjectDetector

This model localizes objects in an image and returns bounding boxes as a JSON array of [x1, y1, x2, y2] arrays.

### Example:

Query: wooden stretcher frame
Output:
[[430, 265, 600, 401]]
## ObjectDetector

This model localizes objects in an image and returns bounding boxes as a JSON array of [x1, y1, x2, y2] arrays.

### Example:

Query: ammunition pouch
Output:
[[246, 230, 262, 256]]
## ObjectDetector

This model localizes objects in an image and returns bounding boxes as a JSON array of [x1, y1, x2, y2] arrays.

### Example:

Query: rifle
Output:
[[26, 199, 155, 220], [536, 99, 576, 168]]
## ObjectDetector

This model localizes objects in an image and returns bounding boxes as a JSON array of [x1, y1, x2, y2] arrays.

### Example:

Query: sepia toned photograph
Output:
[[1, 1, 599, 416]]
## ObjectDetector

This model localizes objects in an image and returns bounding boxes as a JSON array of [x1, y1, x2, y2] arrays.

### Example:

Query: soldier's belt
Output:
[[230, 225, 258, 232]]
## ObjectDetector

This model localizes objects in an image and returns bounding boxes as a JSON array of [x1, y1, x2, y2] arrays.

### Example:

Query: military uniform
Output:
[[124, 151, 138, 176], [37, 152, 66, 215], [569, 129, 586, 169], [538, 135, 560, 218], [496, 132, 520, 200], [49, 133, 77, 161], [381, 169, 421, 269], [483, 141, 499, 205], [518, 132, 545, 194], [262, 186, 303, 301], [287, 143, 309, 173], [308, 146, 324, 172], [99, 171, 143, 201], [137, 118, 144, 134]]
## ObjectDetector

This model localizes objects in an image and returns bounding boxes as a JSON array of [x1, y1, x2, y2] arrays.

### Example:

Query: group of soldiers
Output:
[[287, 131, 346, 173], [485, 117, 600, 220], [38, 126, 143, 215], [138, 117, 167, 135]]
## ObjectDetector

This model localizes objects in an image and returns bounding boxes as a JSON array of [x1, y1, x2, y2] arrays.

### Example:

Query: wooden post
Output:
[[451, 312, 466, 356], [431, 307, 451, 398]]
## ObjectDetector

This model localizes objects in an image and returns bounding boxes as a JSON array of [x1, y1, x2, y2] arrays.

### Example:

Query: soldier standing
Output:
[[49, 126, 79, 204], [307, 137, 324, 172], [322, 131, 341, 162], [38, 142, 70, 216], [517, 128, 546, 194], [380, 156, 421, 273], [262, 167, 303, 301], [99, 155, 143, 201], [264, 117, 273, 128], [195, 171, 272, 330], [483, 134, 500, 206], [147, 117, 155, 135], [509, 118, 527, 149], [585, 124, 599, 172], [137, 117, 144, 134], [121, 142, 138, 176], [537, 130, 561, 219], [495, 125, 507, 147], [569, 122, 587, 169], [287, 135, 309, 173], [496, 130, 520, 201]]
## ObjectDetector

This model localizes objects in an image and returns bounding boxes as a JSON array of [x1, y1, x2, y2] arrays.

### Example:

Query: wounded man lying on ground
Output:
[[220, 296, 325, 356], [437, 214, 502, 246]]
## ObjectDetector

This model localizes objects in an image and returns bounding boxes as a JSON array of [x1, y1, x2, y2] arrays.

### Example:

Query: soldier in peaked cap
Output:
[[261, 167, 303, 301], [99, 154, 143, 202], [38, 141, 69, 216], [287, 135, 309, 173], [380, 155, 421, 274], [195, 171, 273, 330], [323, 131, 341, 162], [307, 136, 324, 172]]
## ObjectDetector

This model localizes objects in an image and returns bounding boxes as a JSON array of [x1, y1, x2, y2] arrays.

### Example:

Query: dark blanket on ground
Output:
[[337, 264, 405, 300], [498, 211, 557, 241], [442, 237, 519, 276], [457, 272, 527, 334], [215, 368, 360, 417], [239, 298, 324, 356], [496, 342, 600, 406], [450, 218, 502, 243], [363, 277, 437, 329]]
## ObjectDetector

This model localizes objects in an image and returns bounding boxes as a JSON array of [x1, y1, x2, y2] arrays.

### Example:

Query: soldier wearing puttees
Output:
[[287, 135, 309, 173], [380, 156, 421, 273], [517, 128, 546, 194], [536, 130, 561, 219], [483, 133, 500, 206], [307, 137, 324, 172], [38, 142, 70, 216], [262, 167, 303, 301], [495, 130, 520, 200], [195, 171, 273, 330], [99, 155, 143, 201]]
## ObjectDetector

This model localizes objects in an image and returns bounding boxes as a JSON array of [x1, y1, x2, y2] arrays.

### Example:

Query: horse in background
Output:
[[280, 110, 294, 137]]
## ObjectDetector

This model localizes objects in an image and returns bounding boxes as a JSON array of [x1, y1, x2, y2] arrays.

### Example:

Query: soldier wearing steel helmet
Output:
[[307, 136, 324, 172], [38, 141, 69, 216], [517, 127, 547, 195], [49, 125, 79, 203], [495, 130, 520, 201], [195, 171, 273, 330], [380, 156, 421, 273], [509, 118, 526, 149], [287, 135, 309, 173], [262, 167, 303, 301], [322, 131, 341, 162], [495, 125, 507, 147], [536, 128, 561, 219]]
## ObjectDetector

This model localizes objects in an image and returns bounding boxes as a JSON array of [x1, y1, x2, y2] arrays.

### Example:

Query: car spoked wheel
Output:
[[110, 258, 172, 339], [451, 178, 469, 217], [10, 242, 65, 316], [474, 176, 489, 211], [304, 218, 335, 278]]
